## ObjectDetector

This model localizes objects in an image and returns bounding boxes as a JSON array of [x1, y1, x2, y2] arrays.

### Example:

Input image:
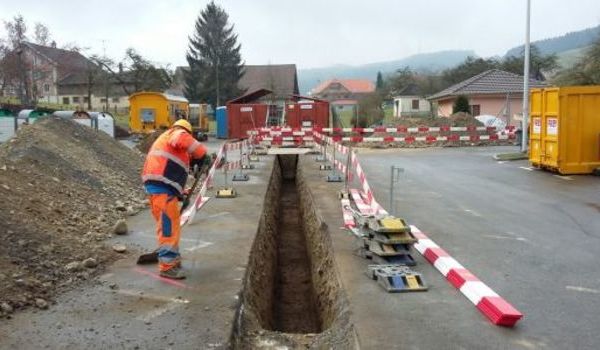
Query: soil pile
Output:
[[136, 130, 161, 154], [383, 112, 484, 128], [0, 117, 145, 317], [357, 112, 507, 148]]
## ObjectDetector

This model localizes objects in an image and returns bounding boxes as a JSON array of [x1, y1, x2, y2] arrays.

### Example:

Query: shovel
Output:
[[136, 154, 216, 265]]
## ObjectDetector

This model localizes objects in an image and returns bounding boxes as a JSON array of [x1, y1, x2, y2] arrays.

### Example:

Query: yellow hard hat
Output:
[[173, 119, 193, 133]]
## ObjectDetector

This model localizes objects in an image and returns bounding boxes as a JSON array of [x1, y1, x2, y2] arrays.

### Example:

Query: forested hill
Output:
[[505, 25, 600, 57], [297, 50, 474, 94]]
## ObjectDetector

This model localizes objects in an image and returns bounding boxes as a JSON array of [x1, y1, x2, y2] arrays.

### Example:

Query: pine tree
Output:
[[376, 71, 384, 91], [185, 1, 244, 106], [453, 95, 470, 114]]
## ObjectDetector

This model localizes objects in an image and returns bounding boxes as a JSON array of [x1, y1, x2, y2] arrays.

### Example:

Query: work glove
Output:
[[181, 196, 191, 211], [202, 153, 215, 168]]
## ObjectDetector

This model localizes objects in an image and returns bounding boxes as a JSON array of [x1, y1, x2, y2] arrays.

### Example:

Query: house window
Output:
[[83, 97, 90, 103], [470, 104, 481, 116], [112, 97, 120, 103], [412, 99, 420, 110], [72, 97, 80, 103], [100, 98, 108, 103], [44, 84, 50, 92], [62, 97, 70, 105]]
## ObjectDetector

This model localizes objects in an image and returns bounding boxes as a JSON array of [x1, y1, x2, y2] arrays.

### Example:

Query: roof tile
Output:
[[428, 69, 547, 100]]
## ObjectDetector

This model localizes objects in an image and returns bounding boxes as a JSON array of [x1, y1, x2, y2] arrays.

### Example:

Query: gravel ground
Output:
[[0, 117, 146, 318]]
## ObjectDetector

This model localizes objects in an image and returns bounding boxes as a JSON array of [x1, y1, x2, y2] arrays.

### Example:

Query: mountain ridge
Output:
[[298, 50, 475, 93]]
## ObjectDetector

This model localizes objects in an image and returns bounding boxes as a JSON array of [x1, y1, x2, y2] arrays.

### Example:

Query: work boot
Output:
[[159, 266, 186, 280]]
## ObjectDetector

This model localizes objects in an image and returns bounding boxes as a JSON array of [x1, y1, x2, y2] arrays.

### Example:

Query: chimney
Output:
[[50, 41, 57, 48], [118, 63, 123, 73]]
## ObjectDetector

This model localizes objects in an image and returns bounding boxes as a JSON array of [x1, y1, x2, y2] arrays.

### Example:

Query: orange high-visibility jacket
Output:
[[142, 128, 207, 195]]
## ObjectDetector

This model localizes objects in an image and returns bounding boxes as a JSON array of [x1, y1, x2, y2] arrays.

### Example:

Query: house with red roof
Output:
[[428, 69, 547, 125], [309, 79, 375, 106]]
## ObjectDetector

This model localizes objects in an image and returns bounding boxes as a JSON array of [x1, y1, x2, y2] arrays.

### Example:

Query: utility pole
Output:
[[215, 56, 220, 107], [521, 0, 531, 153]]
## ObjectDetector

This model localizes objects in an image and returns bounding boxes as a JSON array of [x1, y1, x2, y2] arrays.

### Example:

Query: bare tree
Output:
[[3, 15, 29, 103], [33, 23, 51, 46], [4, 15, 27, 49], [92, 48, 173, 96]]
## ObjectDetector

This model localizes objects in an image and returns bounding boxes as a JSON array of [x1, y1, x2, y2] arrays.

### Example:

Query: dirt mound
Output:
[[136, 130, 162, 154], [0, 117, 145, 317], [388, 113, 484, 128]]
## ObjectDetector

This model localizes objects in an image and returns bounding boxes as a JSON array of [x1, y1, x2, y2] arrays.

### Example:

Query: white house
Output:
[[392, 84, 431, 118]]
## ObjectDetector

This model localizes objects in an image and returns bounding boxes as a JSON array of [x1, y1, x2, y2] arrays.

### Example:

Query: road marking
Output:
[[553, 175, 573, 181], [463, 209, 482, 217], [206, 211, 230, 219], [566, 286, 600, 294], [497, 161, 507, 164], [137, 302, 187, 323], [114, 288, 191, 322], [133, 267, 192, 289], [483, 234, 528, 242], [519, 166, 534, 171], [183, 241, 213, 252], [115, 289, 190, 304]]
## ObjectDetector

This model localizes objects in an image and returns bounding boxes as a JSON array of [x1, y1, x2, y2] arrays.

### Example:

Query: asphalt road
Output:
[[356, 145, 600, 349]]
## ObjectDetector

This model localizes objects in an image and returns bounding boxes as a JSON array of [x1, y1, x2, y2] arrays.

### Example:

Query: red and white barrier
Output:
[[410, 225, 523, 327], [314, 129, 523, 327], [251, 125, 514, 135], [340, 198, 355, 228], [180, 138, 252, 226]]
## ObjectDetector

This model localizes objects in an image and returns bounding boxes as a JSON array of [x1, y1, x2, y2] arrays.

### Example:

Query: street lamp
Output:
[[215, 56, 220, 107], [521, 0, 531, 153]]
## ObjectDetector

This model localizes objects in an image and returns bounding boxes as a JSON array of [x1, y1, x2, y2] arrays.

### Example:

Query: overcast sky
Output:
[[1, 0, 599, 69]]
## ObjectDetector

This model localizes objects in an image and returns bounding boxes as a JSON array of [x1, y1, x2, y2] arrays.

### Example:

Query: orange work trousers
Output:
[[149, 194, 181, 272]]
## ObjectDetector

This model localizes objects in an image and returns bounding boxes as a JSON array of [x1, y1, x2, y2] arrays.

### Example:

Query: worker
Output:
[[141, 119, 209, 279]]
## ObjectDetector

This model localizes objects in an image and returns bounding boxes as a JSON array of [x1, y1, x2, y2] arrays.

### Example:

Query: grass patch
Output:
[[113, 113, 129, 129]]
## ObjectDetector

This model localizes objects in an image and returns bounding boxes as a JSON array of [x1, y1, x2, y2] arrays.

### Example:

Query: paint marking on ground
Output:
[[566, 286, 600, 294], [206, 211, 231, 219], [554, 175, 573, 181], [497, 161, 507, 164], [133, 267, 192, 289], [519, 166, 534, 171], [115, 289, 190, 304], [483, 234, 528, 242], [137, 302, 186, 323], [463, 209, 483, 217], [183, 241, 213, 252]]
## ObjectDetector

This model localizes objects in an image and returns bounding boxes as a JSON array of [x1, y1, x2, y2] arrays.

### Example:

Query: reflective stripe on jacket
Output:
[[141, 127, 207, 196]]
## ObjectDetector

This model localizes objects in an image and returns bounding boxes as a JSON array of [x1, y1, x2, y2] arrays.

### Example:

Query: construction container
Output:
[[0, 111, 15, 143], [0, 110, 47, 142], [529, 86, 600, 174], [129, 92, 189, 133], [226, 89, 271, 139], [18, 109, 48, 124], [189, 103, 210, 132], [216, 106, 228, 139], [53, 110, 93, 128], [285, 96, 330, 128]]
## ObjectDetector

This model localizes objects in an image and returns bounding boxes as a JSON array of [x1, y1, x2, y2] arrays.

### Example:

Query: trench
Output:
[[231, 155, 356, 349], [274, 164, 321, 332]]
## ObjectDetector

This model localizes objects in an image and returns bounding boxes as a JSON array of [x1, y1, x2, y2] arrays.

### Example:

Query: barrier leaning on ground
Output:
[[180, 138, 253, 226], [312, 130, 523, 327]]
